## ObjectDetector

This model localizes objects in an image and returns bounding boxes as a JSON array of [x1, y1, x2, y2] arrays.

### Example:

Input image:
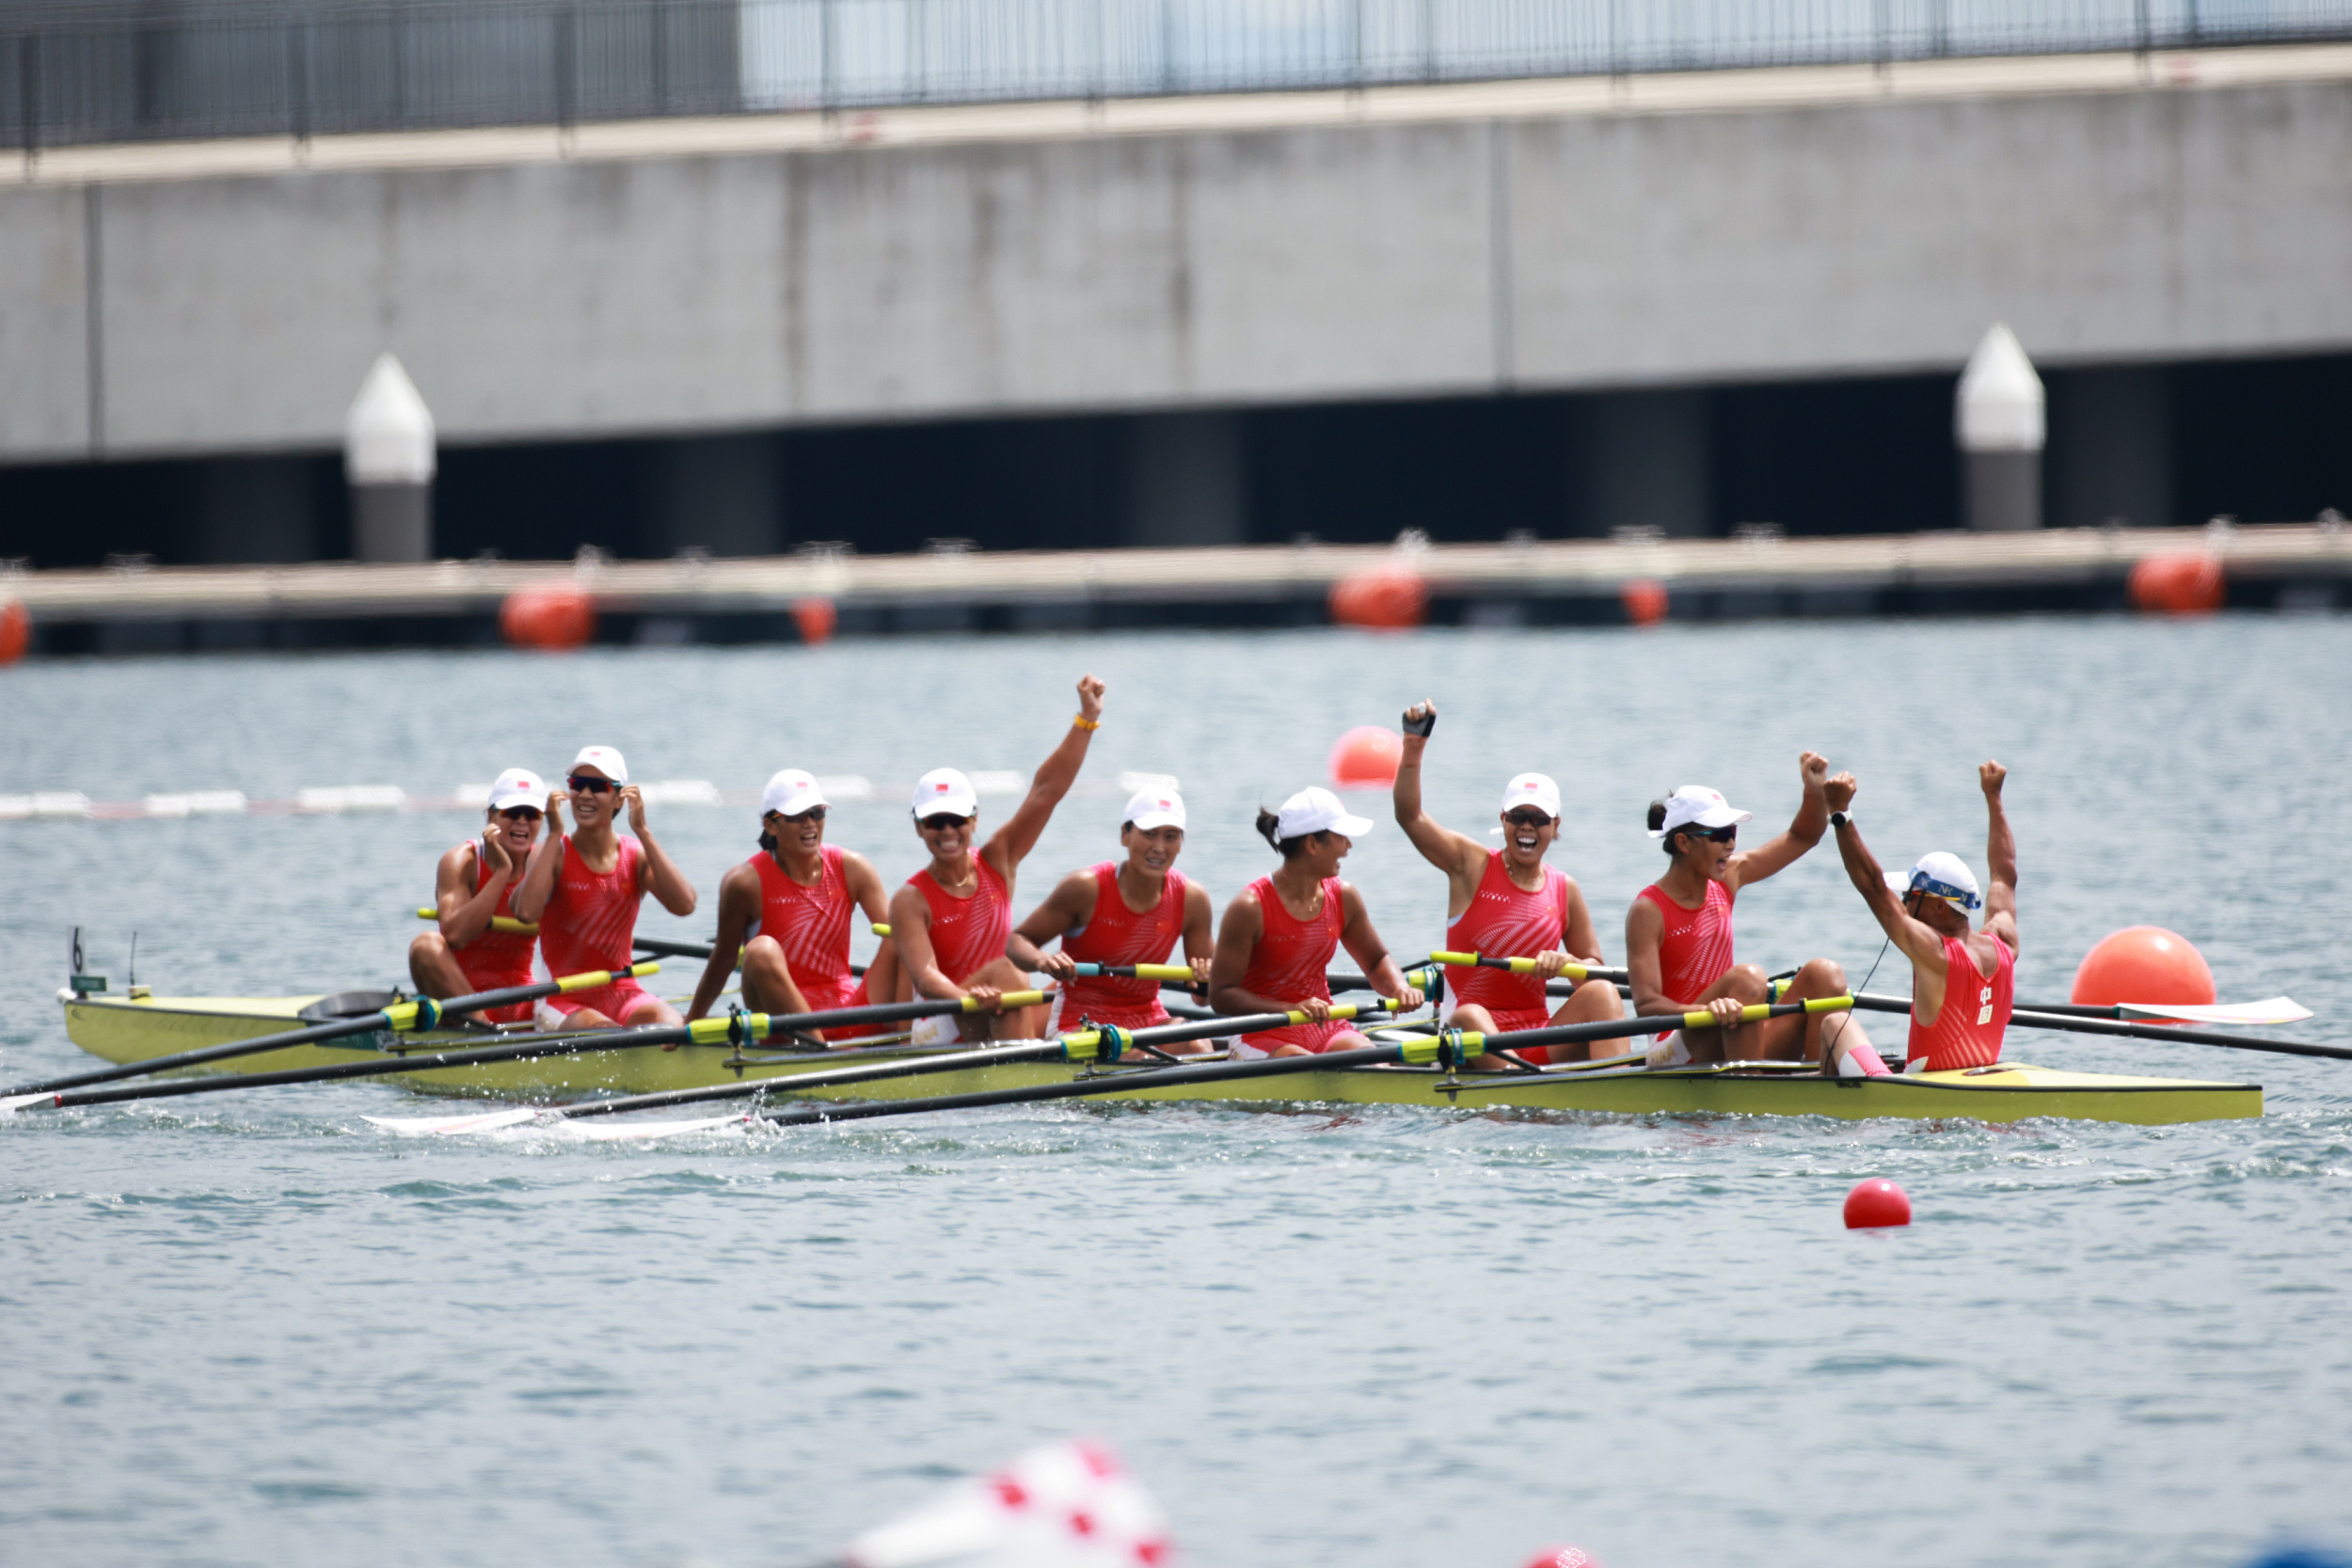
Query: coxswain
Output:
[[1391, 701, 1622, 1065], [1007, 785, 1216, 1052], [512, 745, 698, 1030], [1627, 754, 1861, 1067], [1827, 761, 2018, 1075], [408, 768, 551, 1024], [889, 674, 1106, 1043], [684, 768, 902, 1044], [1209, 786, 1425, 1058]]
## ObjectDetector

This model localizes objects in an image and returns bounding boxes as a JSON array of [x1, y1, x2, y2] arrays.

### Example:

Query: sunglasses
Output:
[[495, 805, 544, 823], [919, 813, 973, 832], [567, 774, 615, 795], [1685, 823, 1738, 844], [768, 806, 827, 825], [1503, 809, 1554, 829]]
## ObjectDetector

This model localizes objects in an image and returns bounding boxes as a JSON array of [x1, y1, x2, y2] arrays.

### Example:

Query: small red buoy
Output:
[[2071, 926, 2216, 1009], [791, 596, 837, 645], [499, 584, 596, 651], [1619, 578, 1668, 626], [0, 598, 29, 665], [2127, 552, 2225, 615], [1328, 568, 1428, 630], [1521, 1547, 1600, 1568], [1328, 725, 1403, 788], [1845, 1180, 1911, 1229]]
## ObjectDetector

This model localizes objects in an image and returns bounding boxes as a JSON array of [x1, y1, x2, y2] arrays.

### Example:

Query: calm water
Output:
[[3, 618, 2349, 1568]]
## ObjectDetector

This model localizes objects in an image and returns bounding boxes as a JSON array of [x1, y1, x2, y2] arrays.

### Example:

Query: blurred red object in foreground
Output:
[[500, 584, 596, 650]]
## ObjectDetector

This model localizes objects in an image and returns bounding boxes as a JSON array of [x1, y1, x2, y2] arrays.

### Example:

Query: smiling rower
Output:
[[1210, 786, 1424, 1059], [685, 768, 901, 1043], [408, 767, 551, 1025], [512, 745, 699, 1031], [1008, 785, 1216, 1050], [1626, 755, 1862, 1068], [1391, 702, 1622, 1065], [889, 673, 1106, 1044]]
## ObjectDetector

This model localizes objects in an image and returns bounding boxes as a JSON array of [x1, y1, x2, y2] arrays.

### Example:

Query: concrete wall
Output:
[[5, 69, 2351, 464]]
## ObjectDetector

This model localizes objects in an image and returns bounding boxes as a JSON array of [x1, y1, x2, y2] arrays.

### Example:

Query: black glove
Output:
[[1402, 708, 1437, 738]]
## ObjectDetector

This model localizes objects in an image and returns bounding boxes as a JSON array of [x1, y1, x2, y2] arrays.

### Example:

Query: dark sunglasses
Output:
[[768, 806, 827, 825], [1503, 809, 1554, 829], [919, 813, 973, 832], [1685, 823, 1738, 844], [566, 774, 615, 795], [496, 805, 544, 823]]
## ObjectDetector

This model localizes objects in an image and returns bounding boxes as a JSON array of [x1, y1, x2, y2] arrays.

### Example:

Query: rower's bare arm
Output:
[[1834, 813, 1948, 974], [840, 851, 905, 1001], [1181, 881, 1217, 983], [986, 673, 1105, 876], [1624, 897, 1675, 1016], [634, 828, 699, 918], [1561, 879, 1608, 966], [1731, 752, 1847, 890], [1208, 890, 1273, 1015], [1009, 870, 1096, 980], [435, 843, 497, 946], [1392, 702, 1487, 895], [1338, 883, 1424, 1010], [1980, 760, 2020, 952], [888, 885, 961, 1002], [510, 828, 565, 924], [685, 865, 760, 1022]]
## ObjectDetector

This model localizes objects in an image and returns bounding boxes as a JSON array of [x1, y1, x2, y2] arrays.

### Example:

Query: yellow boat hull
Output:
[[60, 994, 2263, 1125]]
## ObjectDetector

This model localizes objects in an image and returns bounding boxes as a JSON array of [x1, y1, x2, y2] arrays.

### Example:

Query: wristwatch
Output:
[[1829, 811, 1852, 830]]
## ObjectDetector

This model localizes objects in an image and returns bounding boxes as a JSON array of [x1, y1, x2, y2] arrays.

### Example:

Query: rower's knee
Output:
[[1572, 977, 1624, 1018], [1797, 957, 1847, 991], [1724, 964, 1769, 1002], [408, 932, 448, 964]]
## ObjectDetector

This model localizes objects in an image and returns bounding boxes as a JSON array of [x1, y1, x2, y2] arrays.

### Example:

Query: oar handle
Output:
[[417, 907, 541, 936], [1071, 962, 1197, 982], [1399, 995, 1851, 1056], [1429, 951, 1629, 985]]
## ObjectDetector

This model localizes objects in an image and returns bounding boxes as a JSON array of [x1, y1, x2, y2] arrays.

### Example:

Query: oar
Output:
[[473, 1002, 1403, 1128], [413, 910, 890, 960], [1070, 962, 1197, 982], [1840, 991, 2352, 1062], [1430, 950, 1632, 986], [10, 988, 1056, 1115], [1386, 995, 1854, 1064], [2011, 997, 2313, 1026], [1, 961, 662, 1108]]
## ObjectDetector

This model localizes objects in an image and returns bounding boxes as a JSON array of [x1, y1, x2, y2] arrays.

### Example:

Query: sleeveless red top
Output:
[[452, 839, 537, 1022], [1238, 875, 1346, 1053], [1636, 879, 1736, 1037], [908, 855, 1011, 987], [1908, 934, 2014, 1071], [1056, 862, 1188, 1030], [1445, 852, 1569, 1017], [539, 834, 644, 980], [747, 845, 860, 1013]]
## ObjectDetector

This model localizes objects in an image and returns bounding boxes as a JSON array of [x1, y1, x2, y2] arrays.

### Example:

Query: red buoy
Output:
[[2070, 926, 2216, 1009], [1844, 1179, 1911, 1229], [1327, 725, 1403, 788], [2127, 552, 2225, 615], [1328, 568, 1428, 631], [0, 598, 28, 665], [499, 584, 596, 651], [1521, 1547, 1600, 1568], [791, 596, 838, 645], [1619, 578, 1668, 626]]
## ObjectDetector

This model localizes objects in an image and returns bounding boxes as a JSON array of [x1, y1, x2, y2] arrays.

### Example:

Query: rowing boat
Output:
[[56, 990, 2261, 1124]]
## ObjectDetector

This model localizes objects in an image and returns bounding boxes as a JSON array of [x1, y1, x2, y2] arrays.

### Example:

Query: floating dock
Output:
[[6, 524, 2345, 652]]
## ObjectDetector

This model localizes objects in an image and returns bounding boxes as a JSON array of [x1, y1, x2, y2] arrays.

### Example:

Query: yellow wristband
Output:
[[1073, 713, 1101, 731]]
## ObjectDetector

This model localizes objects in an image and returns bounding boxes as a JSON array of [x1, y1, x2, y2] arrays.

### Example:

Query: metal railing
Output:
[[8, 0, 2351, 150]]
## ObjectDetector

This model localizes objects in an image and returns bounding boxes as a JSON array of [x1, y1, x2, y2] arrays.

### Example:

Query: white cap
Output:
[[1499, 772, 1562, 820], [1121, 787, 1186, 832], [1885, 851, 1983, 911], [486, 768, 546, 813], [1275, 785, 1374, 841], [761, 768, 828, 818], [569, 745, 628, 785], [1649, 784, 1753, 839], [912, 768, 979, 819]]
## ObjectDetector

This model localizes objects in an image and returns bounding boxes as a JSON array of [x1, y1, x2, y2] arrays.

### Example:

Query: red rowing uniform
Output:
[[451, 838, 537, 1024], [1051, 862, 1189, 1032], [538, 835, 650, 1022], [1908, 933, 2015, 1071], [908, 856, 1012, 987], [1636, 879, 1736, 1038], [1446, 851, 1569, 1032], [1237, 875, 1353, 1054], [746, 846, 876, 1039]]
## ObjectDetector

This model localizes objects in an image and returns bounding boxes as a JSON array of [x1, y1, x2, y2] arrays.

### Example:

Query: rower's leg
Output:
[[861, 942, 902, 1017], [1770, 958, 1861, 1066], [617, 991, 683, 1029], [408, 934, 493, 1022], [964, 956, 1044, 1041], [1683, 965, 1772, 1062], [739, 936, 811, 1016], [1545, 976, 1627, 1062]]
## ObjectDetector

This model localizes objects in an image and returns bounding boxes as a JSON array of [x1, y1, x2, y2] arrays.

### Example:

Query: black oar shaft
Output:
[[1471, 1000, 1822, 1054], [1845, 991, 2350, 1061]]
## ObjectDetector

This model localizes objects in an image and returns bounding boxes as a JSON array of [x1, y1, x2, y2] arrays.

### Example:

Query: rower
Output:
[[1209, 786, 1425, 1058], [1007, 785, 1216, 1052], [1391, 701, 1622, 1065], [1829, 761, 2018, 1075], [1627, 754, 1861, 1067], [888, 673, 1105, 1043], [684, 768, 902, 1044], [408, 768, 551, 1025], [511, 745, 699, 1030]]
